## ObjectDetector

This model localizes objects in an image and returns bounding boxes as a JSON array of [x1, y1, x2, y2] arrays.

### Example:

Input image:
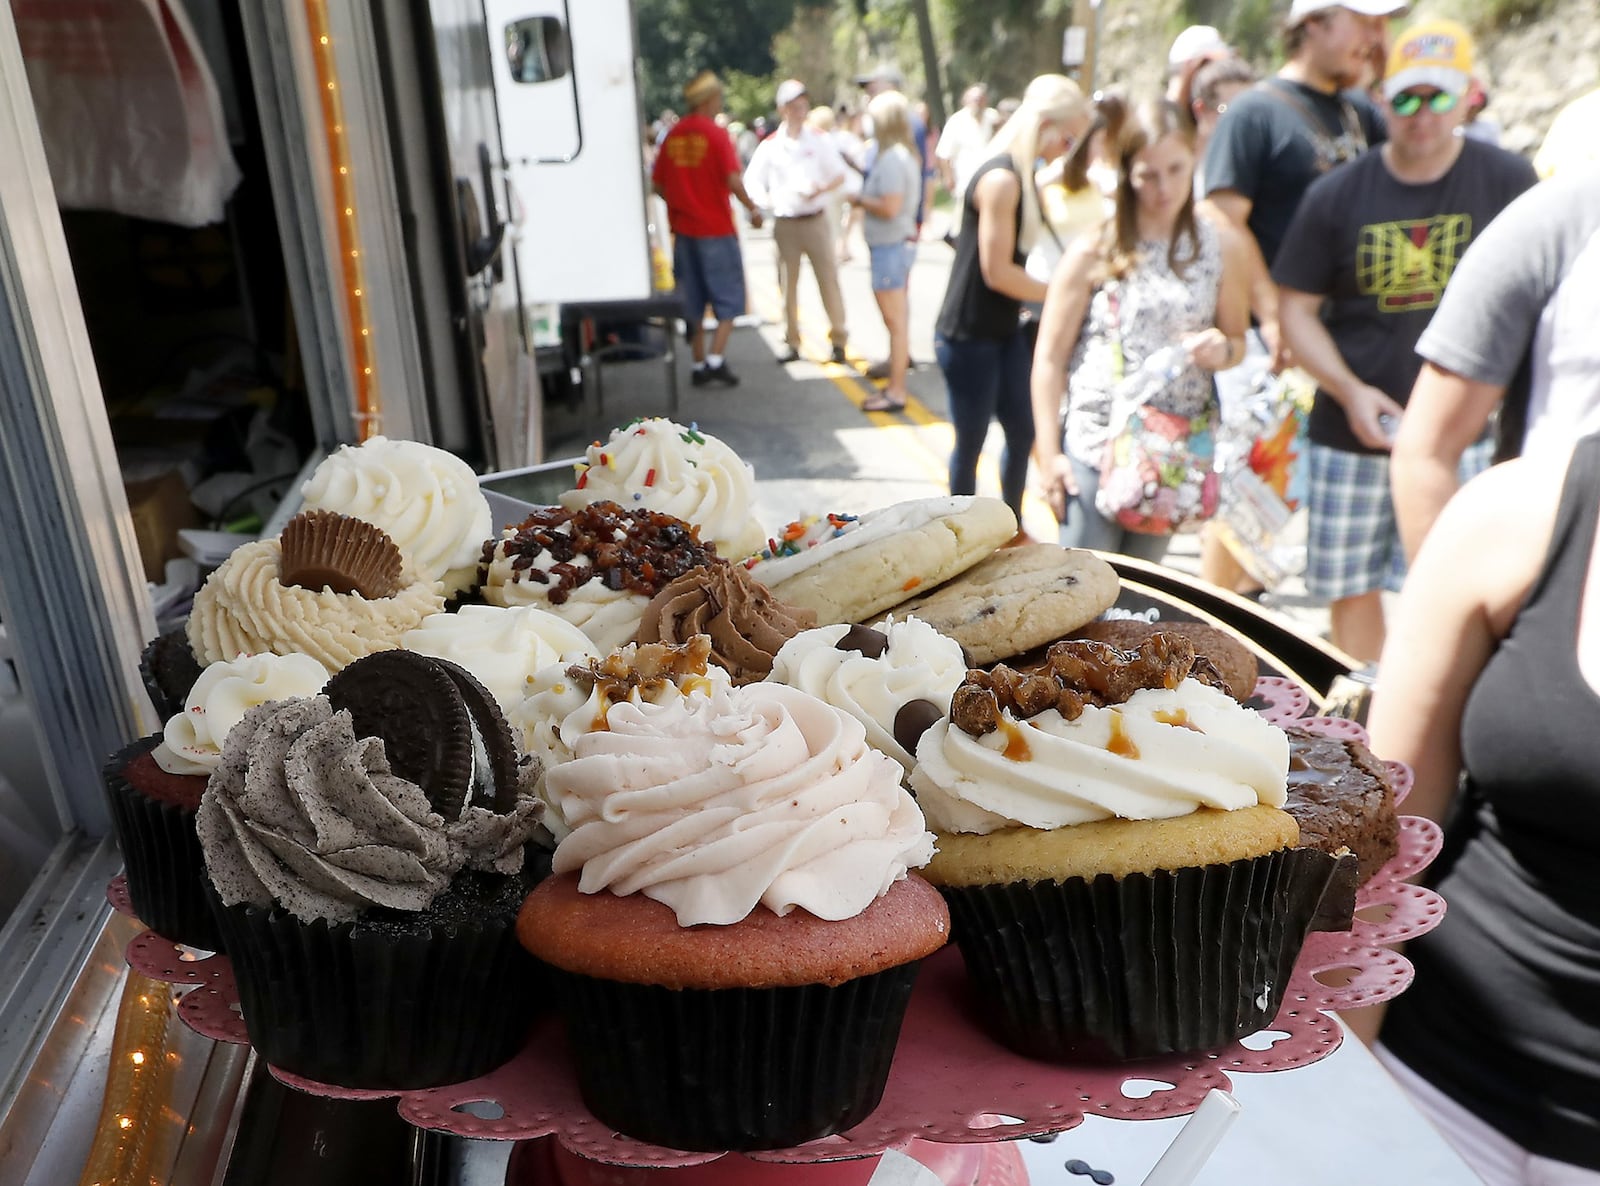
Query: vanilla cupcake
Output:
[[912, 635, 1340, 1061], [402, 603, 596, 713], [479, 502, 718, 652], [768, 617, 968, 775], [558, 418, 765, 558], [300, 435, 492, 596]]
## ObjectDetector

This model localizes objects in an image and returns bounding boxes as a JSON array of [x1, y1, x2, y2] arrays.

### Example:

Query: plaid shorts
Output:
[[1306, 438, 1493, 600]]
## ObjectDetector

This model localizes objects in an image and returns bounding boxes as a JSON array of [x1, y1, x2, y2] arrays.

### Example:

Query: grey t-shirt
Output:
[[861, 143, 921, 247], [1416, 166, 1600, 458]]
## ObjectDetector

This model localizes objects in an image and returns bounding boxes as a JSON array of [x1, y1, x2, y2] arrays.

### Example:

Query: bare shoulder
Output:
[[1420, 452, 1569, 627]]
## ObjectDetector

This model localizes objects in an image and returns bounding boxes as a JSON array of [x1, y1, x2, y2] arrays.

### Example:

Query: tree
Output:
[[634, 0, 802, 118]]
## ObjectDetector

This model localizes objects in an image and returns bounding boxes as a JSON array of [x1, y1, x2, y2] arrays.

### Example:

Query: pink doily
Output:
[[113, 683, 1444, 1168]]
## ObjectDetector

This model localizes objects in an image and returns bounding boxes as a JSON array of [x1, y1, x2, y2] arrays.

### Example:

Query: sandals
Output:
[[861, 394, 907, 413]]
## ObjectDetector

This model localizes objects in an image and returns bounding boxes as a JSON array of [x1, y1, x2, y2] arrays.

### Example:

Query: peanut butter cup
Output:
[[279, 509, 404, 599]]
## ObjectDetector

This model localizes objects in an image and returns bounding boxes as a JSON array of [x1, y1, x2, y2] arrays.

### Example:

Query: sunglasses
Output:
[[1390, 90, 1459, 117]]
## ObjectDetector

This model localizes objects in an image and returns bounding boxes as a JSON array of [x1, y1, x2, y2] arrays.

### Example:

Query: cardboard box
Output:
[[124, 469, 200, 583]]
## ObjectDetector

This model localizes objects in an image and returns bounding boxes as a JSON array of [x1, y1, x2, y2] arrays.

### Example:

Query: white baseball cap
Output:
[[1288, 0, 1408, 24], [775, 79, 807, 107], [1168, 25, 1228, 68]]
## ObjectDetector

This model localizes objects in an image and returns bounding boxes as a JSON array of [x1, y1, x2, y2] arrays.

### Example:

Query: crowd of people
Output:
[[646, 9, 1600, 1182]]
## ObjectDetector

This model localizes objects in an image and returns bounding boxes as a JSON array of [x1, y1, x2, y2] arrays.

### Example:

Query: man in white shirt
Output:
[[935, 84, 998, 210], [744, 79, 852, 364]]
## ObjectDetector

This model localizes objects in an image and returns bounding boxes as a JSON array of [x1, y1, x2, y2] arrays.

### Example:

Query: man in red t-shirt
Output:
[[652, 70, 764, 387]]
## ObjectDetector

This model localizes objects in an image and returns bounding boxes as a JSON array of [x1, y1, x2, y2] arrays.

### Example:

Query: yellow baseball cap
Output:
[[1384, 19, 1475, 99]]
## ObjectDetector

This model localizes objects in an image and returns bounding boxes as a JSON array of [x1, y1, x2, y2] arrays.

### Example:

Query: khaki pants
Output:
[[774, 211, 847, 350]]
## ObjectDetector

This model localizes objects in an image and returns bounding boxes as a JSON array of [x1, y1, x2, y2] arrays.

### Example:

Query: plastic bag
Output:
[[16, 0, 242, 226], [1212, 368, 1316, 589], [1096, 346, 1220, 536]]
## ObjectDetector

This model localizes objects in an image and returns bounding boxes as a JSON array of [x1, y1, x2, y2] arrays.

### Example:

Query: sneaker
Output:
[[830, 345, 849, 365], [704, 361, 739, 387], [776, 346, 801, 364], [690, 366, 712, 387]]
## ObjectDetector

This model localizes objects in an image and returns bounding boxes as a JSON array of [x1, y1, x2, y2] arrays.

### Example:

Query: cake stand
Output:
[[111, 681, 1443, 1185]]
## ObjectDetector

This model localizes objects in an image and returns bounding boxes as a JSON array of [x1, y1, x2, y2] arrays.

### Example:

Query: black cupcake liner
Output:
[[549, 961, 924, 1151], [205, 874, 539, 1090], [102, 735, 224, 952], [938, 846, 1340, 1062], [138, 629, 202, 722]]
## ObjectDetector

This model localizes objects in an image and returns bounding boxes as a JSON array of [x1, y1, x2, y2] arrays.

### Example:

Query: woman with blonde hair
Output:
[[934, 73, 1091, 521], [849, 90, 922, 411], [1031, 97, 1251, 561]]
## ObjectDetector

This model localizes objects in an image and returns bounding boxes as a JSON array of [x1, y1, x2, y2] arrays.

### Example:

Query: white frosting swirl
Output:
[[187, 539, 445, 672], [300, 436, 491, 595], [911, 680, 1289, 835], [511, 660, 733, 843], [768, 617, 967, 773], [480, 533, 647, 653], [548, 682, 934, 926], [401, 604, 597, 712], [154, 652, 331, 775], [557, 419, 765, 557]]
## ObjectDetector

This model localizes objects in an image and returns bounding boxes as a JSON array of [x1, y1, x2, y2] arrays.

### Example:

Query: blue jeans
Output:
[[1058, 453, 1172, 563], [935, 332, 1033, 516]]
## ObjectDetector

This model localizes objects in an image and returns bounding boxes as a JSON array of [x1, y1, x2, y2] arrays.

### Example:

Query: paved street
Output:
[[541, 211, 1333, 645]]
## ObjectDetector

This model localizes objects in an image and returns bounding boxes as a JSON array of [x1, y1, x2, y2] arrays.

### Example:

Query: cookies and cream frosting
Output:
[[911, 679, 1289, 835], [768, 618, 967, 774], [187, 539, 445, 671], [558, 418, 765, 558], [546, 680, 934, 926], [196, 696, 542, 923], [401, 604, 596, 712], [300, 436, 492, 595], [154, 651, 330, 775]]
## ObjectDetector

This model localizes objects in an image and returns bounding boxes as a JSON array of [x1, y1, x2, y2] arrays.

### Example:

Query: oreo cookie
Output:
[[325, 651, 521, 819], [139, 628, 204, 721]]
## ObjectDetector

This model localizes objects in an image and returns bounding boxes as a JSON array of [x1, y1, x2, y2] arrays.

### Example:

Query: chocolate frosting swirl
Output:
[[635, 562, 816, 685], [196, 697, 542, 924]]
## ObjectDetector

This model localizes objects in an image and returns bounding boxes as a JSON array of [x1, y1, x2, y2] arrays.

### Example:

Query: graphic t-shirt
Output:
[[1201, 78, 1388, 266], [1273, 139, 1537, 454], [651, 114, 742, 239]]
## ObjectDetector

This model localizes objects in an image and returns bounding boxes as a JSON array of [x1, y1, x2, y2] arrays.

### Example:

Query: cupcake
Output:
[[104, 651, 330, 949], [517, 641, 948, 1151], [912, 635, 1340, 1062], [479, 502, 718, 652], [635, 560, 815, 685], [187, 510, 445, 671], [768, 618, 968, 776], [557, 418, 766, 558], [197, 650, 546, 1088], [401, 603, 597, 713], [299, 435, 493, 598]]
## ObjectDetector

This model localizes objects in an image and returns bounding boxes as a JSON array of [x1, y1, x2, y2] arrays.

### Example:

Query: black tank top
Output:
[[935, 157, 1025, 341], [1382, 435, 1600, 1170]]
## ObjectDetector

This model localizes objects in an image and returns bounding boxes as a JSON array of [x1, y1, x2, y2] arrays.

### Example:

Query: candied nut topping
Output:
[[483, 501, 718, 604], [951, 634, 1224, 737], [563, 636, 715, 704]]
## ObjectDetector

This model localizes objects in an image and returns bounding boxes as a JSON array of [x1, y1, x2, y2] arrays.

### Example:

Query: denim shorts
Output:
[[673, 234, 746, 324], [869, 241, 915, 292]]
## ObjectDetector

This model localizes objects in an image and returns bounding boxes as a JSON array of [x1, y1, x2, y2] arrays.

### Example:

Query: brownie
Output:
[[1283, 726, 1400, 886]]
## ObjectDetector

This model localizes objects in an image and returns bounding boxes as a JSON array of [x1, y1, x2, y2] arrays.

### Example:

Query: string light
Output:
[[304, 0, 381, 440]]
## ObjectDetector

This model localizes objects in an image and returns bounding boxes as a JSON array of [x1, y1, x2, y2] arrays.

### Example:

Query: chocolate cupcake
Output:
[[198, 650, 546, 1089], [138, 627, 204, 722], [104, 650, 330, 950], [912, 636, 1340, 1061], [517, 646, 947, 1150]]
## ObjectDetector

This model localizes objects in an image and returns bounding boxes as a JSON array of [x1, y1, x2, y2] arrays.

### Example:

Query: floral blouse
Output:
[[1062, 219, 1223, 465]]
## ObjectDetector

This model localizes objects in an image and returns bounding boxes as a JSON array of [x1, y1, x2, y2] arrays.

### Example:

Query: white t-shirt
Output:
[[935, 105, 999, 199], [743, 124, 848, 219]]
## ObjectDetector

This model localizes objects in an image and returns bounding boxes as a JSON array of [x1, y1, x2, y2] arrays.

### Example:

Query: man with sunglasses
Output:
[[1271, 18, 1535, 661]]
